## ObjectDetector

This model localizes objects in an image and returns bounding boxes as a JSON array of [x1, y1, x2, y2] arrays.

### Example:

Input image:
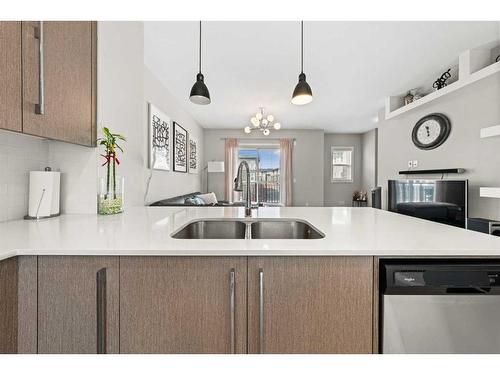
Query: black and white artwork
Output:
[[189, 137, 198, 174], [148, 103, 170, 171], [173, 122, 188, 173]]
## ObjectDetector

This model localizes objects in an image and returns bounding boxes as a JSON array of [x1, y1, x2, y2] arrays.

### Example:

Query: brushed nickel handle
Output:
[[259, 268, 264, 354], [34, 21, 45, 115], [229, 268, 236, 354], [96, 268, 107, 354]]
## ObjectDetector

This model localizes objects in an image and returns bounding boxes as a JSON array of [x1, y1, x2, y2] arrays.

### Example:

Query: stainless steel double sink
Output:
[[171, 219, 324, 240]]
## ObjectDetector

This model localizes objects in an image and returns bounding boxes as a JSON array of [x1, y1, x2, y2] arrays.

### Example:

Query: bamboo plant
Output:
[[98, 127, 126, 213]]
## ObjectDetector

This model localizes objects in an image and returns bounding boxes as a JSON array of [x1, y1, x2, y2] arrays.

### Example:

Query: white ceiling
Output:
[[144, 21, 499, 133]]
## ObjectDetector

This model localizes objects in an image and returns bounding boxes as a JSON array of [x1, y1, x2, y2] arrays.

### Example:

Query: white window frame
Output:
[[331, 146, 354, 183]]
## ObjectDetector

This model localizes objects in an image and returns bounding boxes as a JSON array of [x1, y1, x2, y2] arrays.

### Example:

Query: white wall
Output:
[[0, 131, 49, 222], [323, 133, 363, 206], [48, 21, 145, 213], [143, 66, 204, 204], [46, 21, 204, 213], [378, 73, 500, 220], [203, 129, 324, 206]]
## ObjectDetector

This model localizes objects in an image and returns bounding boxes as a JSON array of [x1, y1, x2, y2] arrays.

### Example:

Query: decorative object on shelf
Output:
[[291, 21, 313, 105], [98, 127, 126, 215], [411, 113, 451, 150], [352, 190, 368, 207], [189, 137, 198, 174], [403, 91, 414, 105], [189, 21, 211, 105], [148, 103, 170, 171], [404, 89, 424, 106], [244, 107, 282, 136], [432, 68, 451, 90], [173, 122, 188, 173]]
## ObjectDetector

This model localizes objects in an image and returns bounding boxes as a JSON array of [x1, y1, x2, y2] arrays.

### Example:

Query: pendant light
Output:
[[291, 21, 313, 105], [190, 21, 211, 105]]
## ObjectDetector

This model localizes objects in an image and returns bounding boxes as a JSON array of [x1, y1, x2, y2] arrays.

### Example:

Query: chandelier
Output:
[[244, 108, 281, 136]]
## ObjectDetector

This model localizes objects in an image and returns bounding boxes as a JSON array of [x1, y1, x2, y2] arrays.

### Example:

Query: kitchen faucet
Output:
[[234, 161, 256, 217]]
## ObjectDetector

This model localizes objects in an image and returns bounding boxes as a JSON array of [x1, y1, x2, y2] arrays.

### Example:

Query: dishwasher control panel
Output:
[[382, 261, 500, 294]]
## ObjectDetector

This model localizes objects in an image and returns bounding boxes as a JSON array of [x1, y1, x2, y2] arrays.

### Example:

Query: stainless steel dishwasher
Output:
[[381, 261, 500, 354]]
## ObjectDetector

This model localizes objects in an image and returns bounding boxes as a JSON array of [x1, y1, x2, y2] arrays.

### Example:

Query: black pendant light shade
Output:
[[292, 21, 313, 105], [190, 21, 211, 105], [292, 72, 313, 105], [190, 72, 210, 105]]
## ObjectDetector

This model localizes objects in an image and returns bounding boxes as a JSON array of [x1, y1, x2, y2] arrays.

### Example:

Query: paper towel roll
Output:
[[28, 170, 60, 218]]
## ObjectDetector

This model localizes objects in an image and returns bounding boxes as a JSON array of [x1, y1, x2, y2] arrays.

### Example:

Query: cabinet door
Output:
[[120, 257, 247, 353], [0, 22, 22, 132], [22, 21, 96, 146], [248, 256, 373, 354], [37, 256, 119, 354]]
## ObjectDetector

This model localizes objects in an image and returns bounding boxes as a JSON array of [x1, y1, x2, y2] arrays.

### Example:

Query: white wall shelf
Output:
[[385, 43, 500, 120], [480, 187, 500, 199], [480, 124, 500, 138]]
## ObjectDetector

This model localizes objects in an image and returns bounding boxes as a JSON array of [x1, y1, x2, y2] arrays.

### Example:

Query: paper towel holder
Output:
[[24, 166, 61, 221]]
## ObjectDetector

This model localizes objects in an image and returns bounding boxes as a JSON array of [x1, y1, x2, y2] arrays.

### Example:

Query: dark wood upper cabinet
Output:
[[248, 256, 374, 354], [0, 22, 22, 132], [21, 21, 96, 146], [37, 256, 119, 354], [120, 257, 248, 354]]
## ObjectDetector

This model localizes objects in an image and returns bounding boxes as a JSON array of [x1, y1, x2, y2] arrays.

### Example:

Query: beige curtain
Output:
[[224, 138, 238, 202], [280, 139, 293, 206]]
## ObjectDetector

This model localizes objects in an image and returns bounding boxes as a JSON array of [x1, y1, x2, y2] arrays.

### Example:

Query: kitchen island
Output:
[[1, 207, 500, 354]]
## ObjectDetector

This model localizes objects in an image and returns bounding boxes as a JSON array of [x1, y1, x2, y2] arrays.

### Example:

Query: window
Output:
[[237, 146, 281, 205], [331, 146, 353, 183]]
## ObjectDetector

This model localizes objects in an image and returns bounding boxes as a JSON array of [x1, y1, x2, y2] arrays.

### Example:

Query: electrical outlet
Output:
[[408, 161, 413, 169], [412, 160, 418, 168]]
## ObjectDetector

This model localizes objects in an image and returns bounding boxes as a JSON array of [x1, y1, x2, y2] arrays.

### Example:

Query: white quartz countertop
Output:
[[1, 206, 500, 260]]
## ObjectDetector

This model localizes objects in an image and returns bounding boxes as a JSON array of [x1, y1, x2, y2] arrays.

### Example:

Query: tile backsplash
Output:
[[0, 130, 49, 222]]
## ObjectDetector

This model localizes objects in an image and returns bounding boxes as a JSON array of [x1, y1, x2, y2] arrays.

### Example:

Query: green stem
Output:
[[106, 155, 111, 199], [113, 154, 116, 199]]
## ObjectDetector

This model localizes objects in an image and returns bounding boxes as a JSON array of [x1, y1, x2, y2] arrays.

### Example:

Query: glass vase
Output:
[[98, 176, 124, 215]]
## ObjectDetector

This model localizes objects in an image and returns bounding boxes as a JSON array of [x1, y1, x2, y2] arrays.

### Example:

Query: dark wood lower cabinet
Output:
[[37, 256, 119, 354], [0, 256, 37, 353], [119, 257, 248, 354], [248, 256, 374, 354], [1, 255, 374, 354]]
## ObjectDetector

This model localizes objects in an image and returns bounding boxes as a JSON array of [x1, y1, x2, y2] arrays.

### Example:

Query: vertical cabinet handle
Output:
[[229, 268, 236, 354], [34, 21, 45, 115], [259, 268, 264, 354], [96, 268, 107, 354]]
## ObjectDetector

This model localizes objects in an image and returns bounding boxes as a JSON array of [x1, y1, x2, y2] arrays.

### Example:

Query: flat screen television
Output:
[[388, 179, 468, 228]]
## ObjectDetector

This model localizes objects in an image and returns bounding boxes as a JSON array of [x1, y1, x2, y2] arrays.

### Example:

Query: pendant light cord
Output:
[[301, 21, 304, 74], [199, 21, 202, 73]]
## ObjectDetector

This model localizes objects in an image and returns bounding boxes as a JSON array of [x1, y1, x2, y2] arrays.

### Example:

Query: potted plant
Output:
[[97, 127, 126, 215]]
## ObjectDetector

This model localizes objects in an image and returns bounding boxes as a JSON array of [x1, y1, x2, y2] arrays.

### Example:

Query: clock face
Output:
[[416, 119, 441, 145], [412, 113, 451, 150]]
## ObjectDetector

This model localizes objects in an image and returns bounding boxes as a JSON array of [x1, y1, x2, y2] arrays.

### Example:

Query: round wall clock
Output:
[[411, 113, 451, 150]]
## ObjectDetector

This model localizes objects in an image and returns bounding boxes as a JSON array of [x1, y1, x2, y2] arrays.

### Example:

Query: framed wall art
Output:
[[189, 137, 198, 174], [148, 103, 170, 171], [173, 122, 188, 173]]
